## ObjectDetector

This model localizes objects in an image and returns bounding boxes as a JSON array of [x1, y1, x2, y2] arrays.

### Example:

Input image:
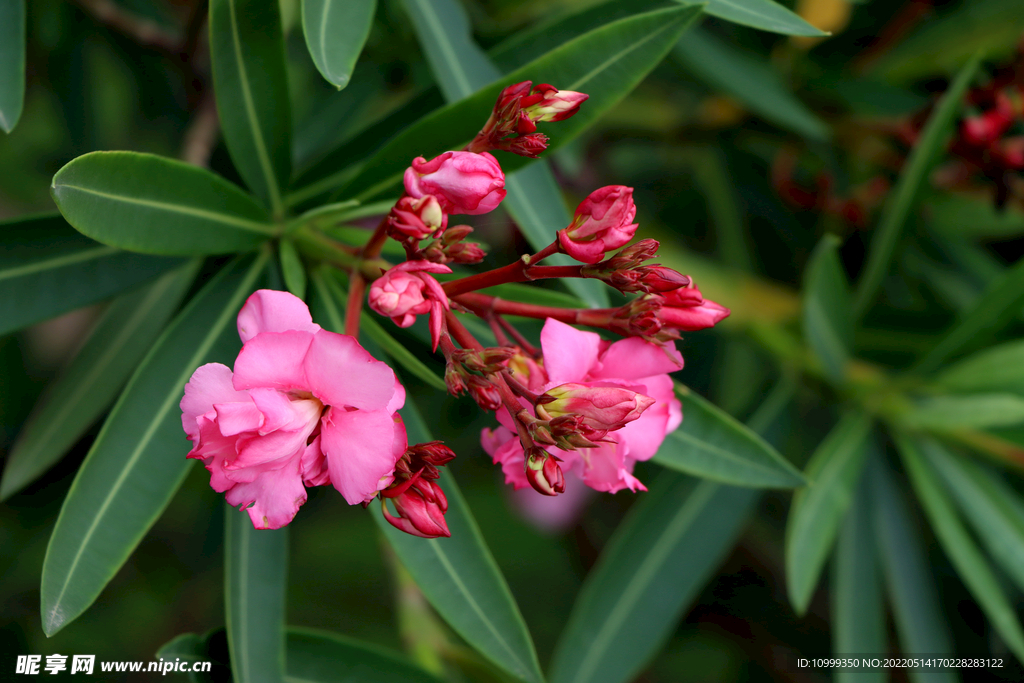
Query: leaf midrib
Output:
[[0, 245, 118, 281], [53, 183, 276, 235], [568, 482, 717, 683], [411, 0, 476, 98], [43, 253, 267, 632], [665, 428, 796, 483]]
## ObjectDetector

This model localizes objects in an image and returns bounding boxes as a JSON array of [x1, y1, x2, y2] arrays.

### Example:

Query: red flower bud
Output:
[[407, 441, 456, 468], [536, 383, 654, 432], [404, 151, 506, 215], [521, 84, 589, 124], [558, 186, 639, 264], [388, 195, 447, 240], [525, 447, 565, 496], [382, 478, 450, 538], [655, 283, 730, 331], [467, 375, 502, 411], [497, 132, 549, 159]]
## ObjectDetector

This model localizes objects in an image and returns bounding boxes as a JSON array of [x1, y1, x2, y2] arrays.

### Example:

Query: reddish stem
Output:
[[444, 311, 484, 352], [442, 243, 581, 297], [454, 292, 616, 330], [345, 274, 366, 337], [362, 214, 392, 261]]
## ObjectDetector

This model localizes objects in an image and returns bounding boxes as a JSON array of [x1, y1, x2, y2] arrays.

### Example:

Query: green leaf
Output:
[[917, 254, 1024, 373], [40, 251, 270, 636], [324, 5, 704, 206], [225, 508, 288, 683], [897, 436, 1024, 662], [279, 239, 307, 299], [832, 478, 885, 683], [704, 0, 826, 36], [870, 458, 956, 676], [286, 627, 443, 683], [0, 0, 25, 132], [919, 441, 1024, 596], [652, 384, 805, 488], [210, 0, 292, 214], [802, 234, 852, 383], [852, 53, 982, 321], [51, 152, 276, 255], [0, 213, 181, 336], [935, 340, 1024, 395], [0, 262, 200, 501], [785, 413, 872, 615], [673, 26, 829, 140], [683, 147, 751, 270], [901, 394, 1024, 430], [477, 282, 585, 309], [157, 632, 207, 662], [301, 0, 376, 89], [549, 474, 759, 683], [400, 0, 609, 307], [926, 193, 1024, 239], [373, 400, 543, 683], [871, 0, 1022, 83]]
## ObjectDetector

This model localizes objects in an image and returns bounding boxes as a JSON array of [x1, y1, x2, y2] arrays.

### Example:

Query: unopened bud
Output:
[[467, 375, 502, 411], [497, 133, 549, 159], [447, 242, 486, 264], [558, 186, 639, 264], [521, 84, 589, 124], [536, 382, 654, 432], [381, 478, 450, 538], [442, 224, 474, 246], [453, 347, 516, 374], [407, 441, 456, 468], [525, 447, 565, 496], [445, 362, 467, 395], [388, 195, 447, 240]]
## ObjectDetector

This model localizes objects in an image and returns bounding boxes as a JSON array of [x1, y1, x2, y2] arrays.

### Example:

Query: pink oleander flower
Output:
[[404, 151, 506, 215], [180, 290, 407, 530], [558, 186, 639, 264], [655, 282, 730, 331], [388, 195, 447, 240], [481, 318, 683, 494], [537, 383, 654, 433], [368, 260, 452, 350]]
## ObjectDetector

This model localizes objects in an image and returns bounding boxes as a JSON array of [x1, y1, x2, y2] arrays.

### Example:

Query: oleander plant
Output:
[[5, 0, 1024, 682]]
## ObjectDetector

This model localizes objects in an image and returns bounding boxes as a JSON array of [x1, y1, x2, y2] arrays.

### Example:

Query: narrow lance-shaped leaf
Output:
[[703, 0, 826, 36], [321, 5, 704, 208], [225, 508, 288, 683], [400, 0, 609, 307], [869, 457, 957, 682], [278, 239, 307, 299], [301, 0, 376, 89], [372, 399, 544, 683], [210, 0, 292, 214], [674, 26, 829, 140], [52, 152, 276, 255], [832, 475, 886, 683], [802, 234, 852, 383], [897, 435, 1024, 662], [0, 213, 181, 336], [918, 440, 1024, 598], [934, 340, 1024, 395], [0, 261, 201, 501], [549, 474, 759, 683], [652, 384, 805, 488], [853, 53, 982, 320], [40, 251, 270, 636], [286, 627, 444, 683], [785, 414, 872, 615], [0, 0, 26, 132], [900, 393, 1024, 431]]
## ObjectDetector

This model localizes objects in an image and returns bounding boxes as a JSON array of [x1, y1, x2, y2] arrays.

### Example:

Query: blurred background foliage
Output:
[[5, 0, 1024, 681]]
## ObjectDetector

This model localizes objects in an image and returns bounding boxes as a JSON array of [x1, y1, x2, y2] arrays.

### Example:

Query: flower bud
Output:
[[655, 283, 730, 331], [497, 133, 549, 159], [558, 186, 639, 264], [382, 478, 450, 538], [407, 441, 457, 468], [442, 224, 475, 246], [521, 84, 589, 124], [387, 195, 447, 240], [467, 375, 502, 411], [452, 347, 516, 374], [404, 151, 506, 215], [445, 361, 468, 396], [447, 242, 486, 264], [536, 383, 654, 432], [368, 260, 452, 350], [525, 447, 565, 496]]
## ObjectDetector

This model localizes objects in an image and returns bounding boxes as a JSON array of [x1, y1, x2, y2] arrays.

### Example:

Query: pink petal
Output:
[[540, 318, 601, 385], [592, 337, 683, 380], [181, 363, 250, 439], [507, 481, 595, 534], [224, 457, 308, 529], [300, 435, 329, 487], [387, 379, 406, 414], [233, 331, 315, 393], [304, 330, 397, 411], [616, 401, 670, 462], [237, 289, 320, 343], [248, 388, 323, 434], [321, 407, 401, 504], [213, 401, 264, 436], [577, 441, 639, 493]]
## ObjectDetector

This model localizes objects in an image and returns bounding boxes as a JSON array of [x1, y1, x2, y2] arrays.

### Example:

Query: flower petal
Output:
[[180, 363, 250, 439], [592, 337, 683, 380], [540, 318, 601, 385], [233, 331, 315, 393], [304, 330, 397, 410], [213, 401, 264, 436], [248, 387, 323, 434], [322, 407, 403, 504], [237, 289, 320, 343], [225, 456, 308, 529]]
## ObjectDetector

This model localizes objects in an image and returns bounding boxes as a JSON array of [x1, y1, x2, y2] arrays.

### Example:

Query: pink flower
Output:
[[180, 290, 407, 529], [656, 282, 730, 331], [404, 151, 506, 215], [367, 260, 452, 350], [481, 318, 683, 494], [558, 186, 639, 264]]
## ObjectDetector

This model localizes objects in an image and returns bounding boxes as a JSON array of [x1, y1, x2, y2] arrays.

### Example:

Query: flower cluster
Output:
[[181, 80, 728, 537]]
